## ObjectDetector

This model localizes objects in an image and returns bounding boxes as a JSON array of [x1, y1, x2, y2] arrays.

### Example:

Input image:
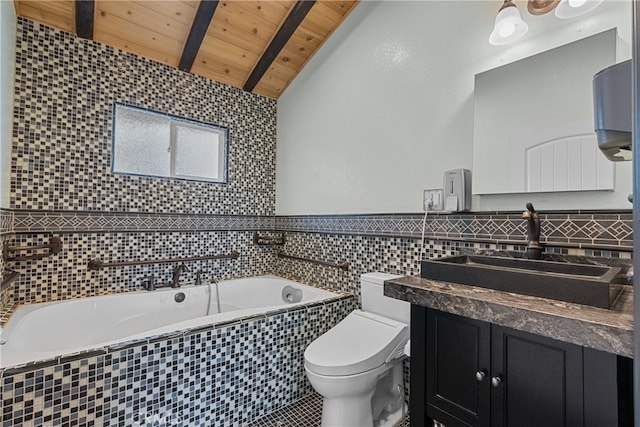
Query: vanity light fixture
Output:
[[554, 0, 604, 19], [489, 0, 529, 45], [489, 0, 603, 45]]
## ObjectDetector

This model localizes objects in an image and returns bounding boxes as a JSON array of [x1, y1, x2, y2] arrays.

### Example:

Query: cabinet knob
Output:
[[491, 376, 502, 387], [475, 370, 486, 382]]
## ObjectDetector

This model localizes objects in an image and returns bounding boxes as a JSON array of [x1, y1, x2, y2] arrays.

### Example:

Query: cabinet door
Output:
[[490, 325, 584, 427], [426, 309, 491, 427]]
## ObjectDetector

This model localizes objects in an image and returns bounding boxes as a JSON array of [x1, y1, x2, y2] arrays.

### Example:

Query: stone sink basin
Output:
[[421, 255, 623, 309]]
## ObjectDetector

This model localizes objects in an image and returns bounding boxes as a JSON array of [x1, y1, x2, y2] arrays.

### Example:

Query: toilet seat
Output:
[[304, 310, 408, 376]]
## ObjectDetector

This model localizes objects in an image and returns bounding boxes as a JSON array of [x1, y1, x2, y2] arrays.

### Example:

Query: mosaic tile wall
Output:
[[272, 211, 633, 305], [4, 210, 633, 316], [11, 18, 276, 215], [4, 18, 280, 311], [9, 230, 278, 305], [0, 296, 356, 427]]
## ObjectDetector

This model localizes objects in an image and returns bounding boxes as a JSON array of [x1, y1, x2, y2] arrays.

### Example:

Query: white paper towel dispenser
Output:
[[593, 59, 632, 161]]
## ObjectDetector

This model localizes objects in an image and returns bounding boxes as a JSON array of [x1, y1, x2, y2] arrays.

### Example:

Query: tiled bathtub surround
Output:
[[8, 230, 278, 305], [5, 18, 279, 312], [11, 18, 276, 215], [0, 296, 356, 427]]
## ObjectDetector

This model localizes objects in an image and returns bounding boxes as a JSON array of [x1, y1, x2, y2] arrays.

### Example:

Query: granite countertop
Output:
[[384, 275, 634, 358]]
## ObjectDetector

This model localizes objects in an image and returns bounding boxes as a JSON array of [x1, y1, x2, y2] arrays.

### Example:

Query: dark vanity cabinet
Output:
[[410, 306, 633, 427]]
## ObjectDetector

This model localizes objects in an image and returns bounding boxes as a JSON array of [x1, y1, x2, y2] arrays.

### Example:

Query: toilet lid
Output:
[[304, 310, 408, 376]]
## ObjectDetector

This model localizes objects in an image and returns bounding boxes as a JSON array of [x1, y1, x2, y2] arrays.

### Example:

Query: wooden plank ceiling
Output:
[[13, 0, 359, 99]]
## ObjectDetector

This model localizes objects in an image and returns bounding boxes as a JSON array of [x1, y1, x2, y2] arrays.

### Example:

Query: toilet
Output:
[[304, 272, 410, 427]]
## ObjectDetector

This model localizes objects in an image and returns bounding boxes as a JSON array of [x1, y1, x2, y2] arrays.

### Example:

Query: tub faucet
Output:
[[172, 264, 189, 288], [522, 202, 543, 260], [142, 274, 156, 291]]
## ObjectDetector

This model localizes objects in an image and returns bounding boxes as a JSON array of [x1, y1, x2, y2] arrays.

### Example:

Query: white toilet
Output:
[[304, 273, 410, 427]]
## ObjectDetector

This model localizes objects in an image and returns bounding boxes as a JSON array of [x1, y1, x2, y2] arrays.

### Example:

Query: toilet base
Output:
[[308, 359, 407, 427], [321, 391, 377, 427]]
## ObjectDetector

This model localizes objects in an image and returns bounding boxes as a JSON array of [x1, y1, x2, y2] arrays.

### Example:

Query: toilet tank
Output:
[[360, 272, 410, 325]]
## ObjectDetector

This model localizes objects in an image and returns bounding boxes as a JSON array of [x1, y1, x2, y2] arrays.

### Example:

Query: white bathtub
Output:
[[0, 275, 338, 368]]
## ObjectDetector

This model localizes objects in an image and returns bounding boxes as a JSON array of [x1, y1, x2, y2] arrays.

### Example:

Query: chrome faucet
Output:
[[522, 202, 543, 260], [172, 263, 189, 288]]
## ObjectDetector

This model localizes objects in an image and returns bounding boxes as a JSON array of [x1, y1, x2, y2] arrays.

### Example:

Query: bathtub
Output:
[[0, 275, 338, 368]]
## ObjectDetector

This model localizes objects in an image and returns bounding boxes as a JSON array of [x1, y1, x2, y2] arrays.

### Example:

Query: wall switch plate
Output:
[[423, 189, 444, 211]]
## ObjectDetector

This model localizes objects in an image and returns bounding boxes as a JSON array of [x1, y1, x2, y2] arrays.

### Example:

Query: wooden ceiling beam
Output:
[[75, 0, 95, 40], [243, 0, 316, 93], [179, 0, 219, 73]]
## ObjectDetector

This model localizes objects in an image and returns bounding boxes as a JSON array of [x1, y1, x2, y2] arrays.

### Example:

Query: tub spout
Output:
[[522, 202, 543, 260], [172, 263, 189, 288], [141, 274, 155, 291]]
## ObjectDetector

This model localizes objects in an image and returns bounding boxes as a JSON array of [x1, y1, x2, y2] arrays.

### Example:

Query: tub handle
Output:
[[88, 251, 239, 270], [3, 237, 63, 262]]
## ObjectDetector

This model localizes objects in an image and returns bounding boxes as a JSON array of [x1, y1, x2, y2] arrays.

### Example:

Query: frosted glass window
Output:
[[113, 108, 171, 177], [173, 124, 225, 181], [112, 104, 228, 183]]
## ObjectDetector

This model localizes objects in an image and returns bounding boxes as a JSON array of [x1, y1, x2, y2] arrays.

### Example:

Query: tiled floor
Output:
[[244, 393, 410, 427]]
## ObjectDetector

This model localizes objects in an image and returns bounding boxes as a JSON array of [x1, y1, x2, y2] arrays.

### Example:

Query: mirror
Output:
[[473, 29, 617, 195]]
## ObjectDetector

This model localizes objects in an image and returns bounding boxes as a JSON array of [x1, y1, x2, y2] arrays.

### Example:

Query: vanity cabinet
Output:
[[410, 306, 633, 427]]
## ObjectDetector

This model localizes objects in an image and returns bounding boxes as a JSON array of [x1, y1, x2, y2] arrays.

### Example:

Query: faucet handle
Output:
[[173, 263, 189, 273], [195, 270, 203, 286]]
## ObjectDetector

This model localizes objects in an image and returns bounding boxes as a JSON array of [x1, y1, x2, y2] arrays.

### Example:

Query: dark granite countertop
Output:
[[384, 275, 633, 358]]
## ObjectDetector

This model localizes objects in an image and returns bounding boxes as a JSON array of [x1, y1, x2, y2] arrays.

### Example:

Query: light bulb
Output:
[[568, 0, 587, 7], [499, 23, 516, 38], [489, 1, 528, 46], [555, 0, 603, 19]]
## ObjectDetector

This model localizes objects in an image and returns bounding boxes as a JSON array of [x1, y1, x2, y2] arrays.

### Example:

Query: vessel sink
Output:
[[421, 255, 623, 309]]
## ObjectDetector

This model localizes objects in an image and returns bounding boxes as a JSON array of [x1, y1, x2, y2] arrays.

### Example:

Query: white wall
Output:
[[276, 0, 632, 215], [0, 1, 16, 209]]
